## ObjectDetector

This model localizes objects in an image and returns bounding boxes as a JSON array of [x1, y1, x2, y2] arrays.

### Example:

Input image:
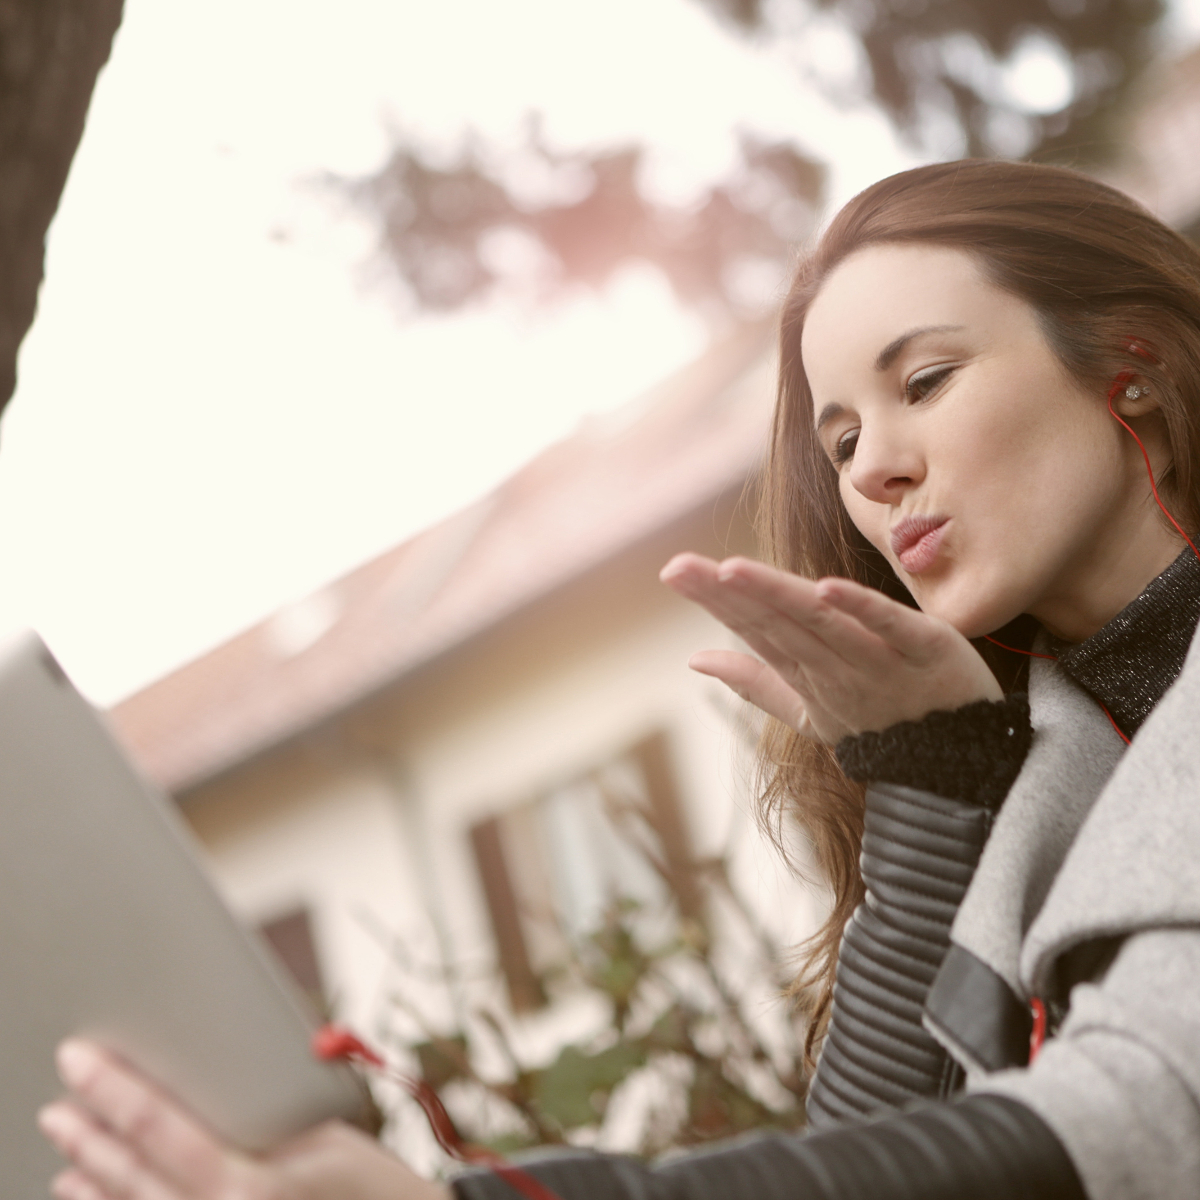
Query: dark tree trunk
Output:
[[0, 0, 124, 418]]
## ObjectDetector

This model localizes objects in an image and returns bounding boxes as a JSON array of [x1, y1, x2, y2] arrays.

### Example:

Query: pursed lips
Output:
[[890, 514, 949, 574]]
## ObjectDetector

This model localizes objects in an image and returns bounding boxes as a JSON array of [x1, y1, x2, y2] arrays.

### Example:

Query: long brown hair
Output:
[[761, 159, 1200, 1059]]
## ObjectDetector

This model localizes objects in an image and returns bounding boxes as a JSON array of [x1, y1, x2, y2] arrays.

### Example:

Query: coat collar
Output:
[[1052, 548, 1200, 739]]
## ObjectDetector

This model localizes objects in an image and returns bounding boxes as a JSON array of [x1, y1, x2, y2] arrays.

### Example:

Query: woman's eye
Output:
[[832, 429, 859, 465], [905, 364, 955, 402]]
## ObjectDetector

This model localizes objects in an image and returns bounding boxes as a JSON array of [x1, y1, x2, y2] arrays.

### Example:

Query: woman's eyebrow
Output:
[[874, 324, 964, 371], [813, 323, 966, 432], [815, 402, 846, 434]]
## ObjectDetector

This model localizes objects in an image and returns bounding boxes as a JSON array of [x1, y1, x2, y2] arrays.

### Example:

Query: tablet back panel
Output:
[[0, 632, 366, 1198]]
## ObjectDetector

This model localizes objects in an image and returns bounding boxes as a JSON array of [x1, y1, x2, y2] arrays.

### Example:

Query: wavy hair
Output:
[[761, 159, 1200, 1061]]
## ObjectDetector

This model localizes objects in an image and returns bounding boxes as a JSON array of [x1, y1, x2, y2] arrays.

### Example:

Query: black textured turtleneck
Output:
[[838, 547, 1200, 801], [1055, 547, 1200, 738]]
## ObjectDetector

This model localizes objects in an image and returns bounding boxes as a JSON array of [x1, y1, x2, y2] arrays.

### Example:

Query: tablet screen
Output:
[[0, 632, 366, 1196]]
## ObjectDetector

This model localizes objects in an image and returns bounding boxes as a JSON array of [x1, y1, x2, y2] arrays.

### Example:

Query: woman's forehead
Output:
[[801, 244, 1017, 385]]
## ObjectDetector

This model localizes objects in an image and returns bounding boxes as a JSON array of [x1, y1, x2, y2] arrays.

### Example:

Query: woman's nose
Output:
[[847, 428, 924, 504]]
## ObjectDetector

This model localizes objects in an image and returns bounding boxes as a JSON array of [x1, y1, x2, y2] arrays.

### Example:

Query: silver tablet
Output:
[[0, 631, 367, 1198]]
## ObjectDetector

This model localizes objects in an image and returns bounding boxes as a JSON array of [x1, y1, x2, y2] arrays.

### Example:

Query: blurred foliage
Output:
[[338, 0, 1168, 324], [378, 800, 811, 1162], [390, 902, 808, 1158], [699, 0, 1164, 161], [339, 127, 824, 326]]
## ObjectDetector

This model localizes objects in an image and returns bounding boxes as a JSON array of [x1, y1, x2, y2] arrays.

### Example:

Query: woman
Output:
[[39, 159, 1200, 1200]]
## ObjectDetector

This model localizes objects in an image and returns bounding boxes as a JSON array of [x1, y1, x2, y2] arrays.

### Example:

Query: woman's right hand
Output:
[[39, 1040, 450, 1200], [660, 553, 1003, 742]]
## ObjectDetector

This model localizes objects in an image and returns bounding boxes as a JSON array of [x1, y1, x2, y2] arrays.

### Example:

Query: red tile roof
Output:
[[110, 320, 777, 794]]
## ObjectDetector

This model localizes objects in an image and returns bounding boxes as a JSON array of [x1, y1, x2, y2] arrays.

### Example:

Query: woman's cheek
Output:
[[839, 486, 889, 557]]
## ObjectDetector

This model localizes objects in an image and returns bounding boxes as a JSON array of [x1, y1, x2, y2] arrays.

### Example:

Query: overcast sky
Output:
[[2, 0, 1197, 705]]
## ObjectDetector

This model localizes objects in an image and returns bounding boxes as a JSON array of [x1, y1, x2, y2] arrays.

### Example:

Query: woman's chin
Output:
[[909, 577, 1021, 641]]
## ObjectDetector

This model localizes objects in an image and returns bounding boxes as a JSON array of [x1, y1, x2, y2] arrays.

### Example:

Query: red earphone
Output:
[[989, 338, 1200, 1056], [312, 1025, 563, 1200], [986, 338, 1198, 746], [1104, 342, 1199, 562]]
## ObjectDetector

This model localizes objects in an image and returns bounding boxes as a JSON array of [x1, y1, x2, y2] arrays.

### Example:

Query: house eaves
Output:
[[109, 319, 778, 795]]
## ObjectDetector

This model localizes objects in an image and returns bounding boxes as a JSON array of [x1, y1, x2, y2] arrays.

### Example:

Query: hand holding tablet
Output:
[[0, 632, 368, 1197], [40, 1040, 448, 1200]]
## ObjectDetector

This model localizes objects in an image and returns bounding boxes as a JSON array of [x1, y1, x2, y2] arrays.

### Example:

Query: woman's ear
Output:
[[1111, 377, 1161, 418]]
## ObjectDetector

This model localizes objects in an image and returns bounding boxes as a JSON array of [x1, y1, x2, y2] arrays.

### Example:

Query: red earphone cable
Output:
[[981, 637, 1057, 662], [982, 629, 1133, 746], [981, 353, 1200, 748], [1029, 997, 1048, 1064], [991, 348, 1199, 1036], [1104, 370, 1200, 562], [312, 1025, 563, 1200]]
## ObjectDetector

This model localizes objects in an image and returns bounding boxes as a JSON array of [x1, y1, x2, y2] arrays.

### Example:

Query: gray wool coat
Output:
[[943, 635, 1200, 1200]]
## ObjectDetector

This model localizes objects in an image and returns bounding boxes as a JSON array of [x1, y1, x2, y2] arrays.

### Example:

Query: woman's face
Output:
[[803, 243, 1182, 642]]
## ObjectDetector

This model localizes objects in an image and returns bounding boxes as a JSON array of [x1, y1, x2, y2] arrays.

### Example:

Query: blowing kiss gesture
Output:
[[659, 554, 1002, 742]]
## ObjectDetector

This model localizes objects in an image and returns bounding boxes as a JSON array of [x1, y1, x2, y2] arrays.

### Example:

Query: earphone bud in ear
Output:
[[987, 343, 1196, 742], [1105, 363, 1198, 563]]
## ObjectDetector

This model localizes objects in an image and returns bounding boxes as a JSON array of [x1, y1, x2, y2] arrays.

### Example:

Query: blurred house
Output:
[[109, 318, 821, 1035]]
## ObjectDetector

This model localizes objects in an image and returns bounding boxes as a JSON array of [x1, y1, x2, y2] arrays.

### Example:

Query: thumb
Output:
[[689, 650, 814, 735]]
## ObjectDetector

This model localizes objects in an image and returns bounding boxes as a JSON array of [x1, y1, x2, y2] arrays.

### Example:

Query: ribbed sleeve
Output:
[[450, 1094, 1084, 1200], [805, 783, 990, 1127]]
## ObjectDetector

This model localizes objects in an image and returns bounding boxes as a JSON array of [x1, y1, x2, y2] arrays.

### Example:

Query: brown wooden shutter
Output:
[[634, 732, 703, 921], [259, 907, 325, 1009], [470, 816, 545, 1012]]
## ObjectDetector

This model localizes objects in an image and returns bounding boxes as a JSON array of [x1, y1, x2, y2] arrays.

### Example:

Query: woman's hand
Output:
[[39, 1040, 450, 1200], [660, 554, 1002, 743]]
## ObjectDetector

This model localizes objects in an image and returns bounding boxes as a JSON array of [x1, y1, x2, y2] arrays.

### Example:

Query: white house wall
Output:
[[181, 521, 820, 1054]]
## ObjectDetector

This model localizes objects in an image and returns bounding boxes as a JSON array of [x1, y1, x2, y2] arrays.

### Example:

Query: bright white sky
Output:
[[1, 0, 1196, 705]]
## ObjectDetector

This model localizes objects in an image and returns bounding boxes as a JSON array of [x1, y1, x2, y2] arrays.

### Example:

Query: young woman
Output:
[[39, 159, 1200, 1200]]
